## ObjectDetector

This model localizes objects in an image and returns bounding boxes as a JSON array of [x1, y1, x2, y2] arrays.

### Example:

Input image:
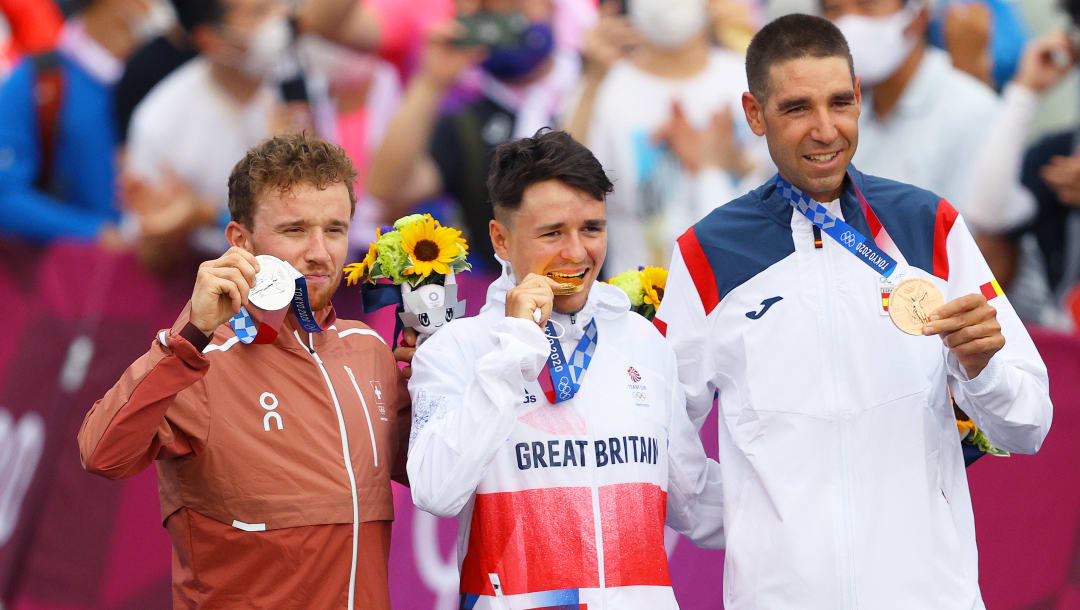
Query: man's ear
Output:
[[489, 217, 511, 261], [225, 221, 252, 251], [742, 91, 766, 137], [854, 75, 862, 117]]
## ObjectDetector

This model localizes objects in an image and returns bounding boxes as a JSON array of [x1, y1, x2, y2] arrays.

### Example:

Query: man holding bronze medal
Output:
[[78, 134, 410, 609], [655, 14, 1053, 609], [405, 130, 724, 609]]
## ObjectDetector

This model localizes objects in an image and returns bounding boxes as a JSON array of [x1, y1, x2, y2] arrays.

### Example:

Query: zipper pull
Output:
[[813, 225, 823, 249]]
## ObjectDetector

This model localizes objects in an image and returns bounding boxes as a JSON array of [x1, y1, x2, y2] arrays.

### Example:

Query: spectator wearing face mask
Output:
[[567, 0, 769, 274], [822, 0, 1074, 277], [367, 0, 582, 271], [0, 0, 155, 244], [121, 0, 299, 264]]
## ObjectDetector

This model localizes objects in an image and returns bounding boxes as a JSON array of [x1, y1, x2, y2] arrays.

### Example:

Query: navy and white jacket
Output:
[[656, 167, 1052, 610]]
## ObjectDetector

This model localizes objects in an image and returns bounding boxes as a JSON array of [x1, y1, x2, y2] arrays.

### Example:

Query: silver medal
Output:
[[248, 255, 295, 311]]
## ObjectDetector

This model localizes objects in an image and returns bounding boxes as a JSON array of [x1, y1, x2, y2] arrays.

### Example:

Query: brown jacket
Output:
[[78, 304, 410, 609]]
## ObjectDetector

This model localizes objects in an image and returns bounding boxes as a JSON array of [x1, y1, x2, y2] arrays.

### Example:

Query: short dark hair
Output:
[[486, 129, 613, 218], [746, 13, 855, 102], [228, 134, 358, 229], [168, 0, 224, 32]]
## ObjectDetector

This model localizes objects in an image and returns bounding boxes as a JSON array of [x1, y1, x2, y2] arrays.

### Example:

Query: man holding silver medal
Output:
[[78, 134, 410, 609], [404, 130, 724, 610], [656, 14, 1053, 609]]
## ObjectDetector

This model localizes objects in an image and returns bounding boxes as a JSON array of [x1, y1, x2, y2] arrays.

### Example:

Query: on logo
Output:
[[260, 392, 284, 431]]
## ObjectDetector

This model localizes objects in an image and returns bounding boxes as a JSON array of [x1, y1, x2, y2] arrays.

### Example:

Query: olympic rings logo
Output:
[[840, 231, 858, 247], [557, 377, 572, 399]]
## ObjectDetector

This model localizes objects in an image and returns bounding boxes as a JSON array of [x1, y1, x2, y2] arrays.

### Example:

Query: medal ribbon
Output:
[[537, 319, 598, 404], [775, 172, 899, 279], [290, 275, 324, 334], [229, 265, 323, 344]]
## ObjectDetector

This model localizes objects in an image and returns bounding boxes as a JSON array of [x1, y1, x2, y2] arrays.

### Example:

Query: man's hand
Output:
[[190, 247, 260, 336], [582, 1, 641, 79], [506, 273, 561, 327], [417, 21, 487, 91], [922, 293, 1005, 379], [394, 328, 418, 379], [944, 1, 993, 86], [653, 101, 746, 175], [1041, 154, 1080, 207], [1014, 30, 1076, 94]]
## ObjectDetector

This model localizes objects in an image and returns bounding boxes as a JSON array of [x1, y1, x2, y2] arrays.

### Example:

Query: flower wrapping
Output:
[[344, 214, 471, 340]]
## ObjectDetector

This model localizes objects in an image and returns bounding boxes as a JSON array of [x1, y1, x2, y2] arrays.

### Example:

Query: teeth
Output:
[[806, 153, 836, 162], [548, 271, 586, 279]]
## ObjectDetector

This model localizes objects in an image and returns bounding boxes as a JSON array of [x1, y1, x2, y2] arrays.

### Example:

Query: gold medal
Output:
[[546, 272, 585, 296], [889, 278, 945, 335]]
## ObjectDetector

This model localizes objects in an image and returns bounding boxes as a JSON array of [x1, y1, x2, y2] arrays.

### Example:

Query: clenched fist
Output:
[[190, 247, 260, 336], [506, 273, 562, 327]]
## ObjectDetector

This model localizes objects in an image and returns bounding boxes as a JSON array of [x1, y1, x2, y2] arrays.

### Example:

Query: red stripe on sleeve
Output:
[[932, 199, 959, 281], [653, 317, 667, 337], [676, 228, 720, 314], [980, 282, 998, 301]]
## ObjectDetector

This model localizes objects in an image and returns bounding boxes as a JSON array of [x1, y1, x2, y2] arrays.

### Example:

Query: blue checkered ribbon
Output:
[[229, 306, 258, 344], [775, 173, 898, 279], [544, 319, 598, 403]]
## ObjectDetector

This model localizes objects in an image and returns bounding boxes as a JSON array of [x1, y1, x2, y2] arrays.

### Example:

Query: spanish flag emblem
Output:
[[980, 279, 1004, 301]]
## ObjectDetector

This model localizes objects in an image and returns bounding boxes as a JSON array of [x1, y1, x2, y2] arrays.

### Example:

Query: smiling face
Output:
[[742, 55, 861, 202], [490, 179, 606, 314], [228, 181, 351, 311]]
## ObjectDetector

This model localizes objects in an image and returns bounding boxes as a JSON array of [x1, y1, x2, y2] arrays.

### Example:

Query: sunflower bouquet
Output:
[[343, 214, 471, 341], [608, 266, 668, 321], [344, 213, 470, 288]]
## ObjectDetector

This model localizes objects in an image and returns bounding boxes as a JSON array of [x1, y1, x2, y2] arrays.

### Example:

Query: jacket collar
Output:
[[278, 304, 338, 351], [759, 166, 873, 237]]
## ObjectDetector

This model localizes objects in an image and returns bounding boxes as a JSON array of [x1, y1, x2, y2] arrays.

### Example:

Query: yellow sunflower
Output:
[[640, 266, 668, 308], [401, 217, 461, 278], [342, 232, 380, 286]]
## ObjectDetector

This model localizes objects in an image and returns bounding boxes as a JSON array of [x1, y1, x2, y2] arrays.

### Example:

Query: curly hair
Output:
[[228, 134, 358, 229]]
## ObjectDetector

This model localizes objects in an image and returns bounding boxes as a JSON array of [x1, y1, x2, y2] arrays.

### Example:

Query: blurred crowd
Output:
[[2, 0, 1080, 330]]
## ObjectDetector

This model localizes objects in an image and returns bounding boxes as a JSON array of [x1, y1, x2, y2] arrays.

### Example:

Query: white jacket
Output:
[[407, 264, 724, 610], [656, 169, 1053, 610]]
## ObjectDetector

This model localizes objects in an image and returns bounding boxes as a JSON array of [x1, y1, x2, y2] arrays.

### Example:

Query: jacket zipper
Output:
[[818, 224, 859, 609], [343, 365, 379, 468], [573, 334, 606, 607], [294, 330, 359, 609]]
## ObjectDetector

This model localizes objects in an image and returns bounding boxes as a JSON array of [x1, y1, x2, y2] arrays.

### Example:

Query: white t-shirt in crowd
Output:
[[126, 58, 278, 251], [854, 48, 1037, 234], [587, 48, 768, 275]]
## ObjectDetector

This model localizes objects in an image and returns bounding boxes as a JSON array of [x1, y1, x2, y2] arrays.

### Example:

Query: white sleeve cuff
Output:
[[949, 350, 1003, 395]]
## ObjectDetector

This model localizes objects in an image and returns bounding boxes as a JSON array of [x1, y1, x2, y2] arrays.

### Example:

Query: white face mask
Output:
[[629, 0, 707, 49], [241, 14, 292, 78], [834, 3, 922, 87], [130, 1, 176, 43]]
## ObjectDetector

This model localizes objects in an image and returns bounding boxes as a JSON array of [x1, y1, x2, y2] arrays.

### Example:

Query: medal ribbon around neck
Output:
[[537, 318, 598, 404], [775, 171, 899, 279]]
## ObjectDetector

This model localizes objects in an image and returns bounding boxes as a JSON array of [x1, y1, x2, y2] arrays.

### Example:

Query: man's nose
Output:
[[305, 229, 332, 266], [561, 231, 587, 262], [809, 108, 839, 144]]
